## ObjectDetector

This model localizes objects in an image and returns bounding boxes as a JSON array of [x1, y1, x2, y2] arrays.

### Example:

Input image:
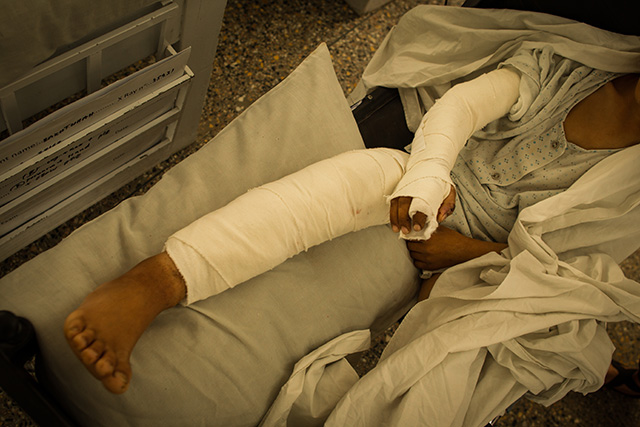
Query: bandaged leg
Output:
[[165, 148, 408, 305]]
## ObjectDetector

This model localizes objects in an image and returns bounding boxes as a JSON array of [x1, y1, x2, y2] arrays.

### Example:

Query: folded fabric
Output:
[[260, 329, 371, 427], [326, 143, 640, 426], [264, 6, 640, 426], [360, 5, 640, 132]]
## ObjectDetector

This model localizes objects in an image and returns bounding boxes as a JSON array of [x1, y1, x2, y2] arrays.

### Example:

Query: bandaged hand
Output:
[[389, 185, 456, 234], [407, 225, 508, 271]]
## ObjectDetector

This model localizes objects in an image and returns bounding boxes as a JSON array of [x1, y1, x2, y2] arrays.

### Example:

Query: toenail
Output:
[[115, 372, 129, 387], [83, 349, 97, 361], [73, 335, 87, 347], [96, 359, 113, 374]]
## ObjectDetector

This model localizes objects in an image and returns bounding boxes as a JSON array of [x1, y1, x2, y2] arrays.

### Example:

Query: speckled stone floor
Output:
[[2, 0, 640, 426]]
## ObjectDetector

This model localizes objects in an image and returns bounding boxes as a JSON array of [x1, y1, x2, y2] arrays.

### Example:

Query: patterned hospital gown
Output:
[[442, 62, 620, 243]]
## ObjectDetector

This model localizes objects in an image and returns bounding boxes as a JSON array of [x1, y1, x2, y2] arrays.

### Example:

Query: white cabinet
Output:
[[0, 1, 227, 260]]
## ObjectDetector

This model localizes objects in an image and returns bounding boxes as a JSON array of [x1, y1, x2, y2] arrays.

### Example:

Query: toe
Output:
[[103, 370, 131, 394], [71, 328, 95, 352], [63, 315, 86, 340], [95, 350, 116, 377], [102, 351, 132, 394], [80, 340, 105, 365]]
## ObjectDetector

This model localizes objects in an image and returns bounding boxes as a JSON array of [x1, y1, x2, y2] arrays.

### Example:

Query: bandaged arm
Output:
[[389, 67, 521, 240]]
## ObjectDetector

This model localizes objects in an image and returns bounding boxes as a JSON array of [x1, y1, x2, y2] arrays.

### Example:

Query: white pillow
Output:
[[1, 44, 419, 426]]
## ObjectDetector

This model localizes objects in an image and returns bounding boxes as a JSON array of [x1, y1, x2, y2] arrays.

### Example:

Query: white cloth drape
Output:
[[263, 6, 640, 426], [325, 143, 640, 426]]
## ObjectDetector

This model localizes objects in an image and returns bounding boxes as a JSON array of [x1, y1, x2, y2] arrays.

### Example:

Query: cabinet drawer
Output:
[[0, 62, 191, 207], [0, 109, 180, 239]]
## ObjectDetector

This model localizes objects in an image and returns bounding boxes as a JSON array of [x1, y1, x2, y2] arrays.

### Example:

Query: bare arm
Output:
[[406, 225, 507, 272], [409, 225, 507, 301]]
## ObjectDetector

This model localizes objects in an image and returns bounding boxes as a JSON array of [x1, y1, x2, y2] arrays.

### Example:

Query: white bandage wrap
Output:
[[165, 148, 408, 305], [389, 68, 521, 240]]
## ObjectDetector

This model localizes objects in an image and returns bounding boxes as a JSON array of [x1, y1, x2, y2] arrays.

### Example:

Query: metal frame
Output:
[[0, 1, 179, 135]]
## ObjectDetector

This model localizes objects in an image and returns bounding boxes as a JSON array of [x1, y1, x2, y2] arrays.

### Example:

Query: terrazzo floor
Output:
[[2, 0, 640, 425]]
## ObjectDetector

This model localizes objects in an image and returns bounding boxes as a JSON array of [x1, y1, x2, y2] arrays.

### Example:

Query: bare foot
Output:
[[604, 361, 640, 397], [64, 253, 186, 393]]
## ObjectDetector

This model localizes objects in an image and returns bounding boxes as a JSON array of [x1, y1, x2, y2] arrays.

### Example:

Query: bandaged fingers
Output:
[[437, 185, 456, 223], [390, 196, 426, 234], [389, 185, 456, 234]]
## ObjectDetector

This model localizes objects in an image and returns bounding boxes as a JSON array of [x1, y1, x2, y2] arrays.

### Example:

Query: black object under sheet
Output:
[[352, 86, 414, 151], [463, 0, 639, 36]]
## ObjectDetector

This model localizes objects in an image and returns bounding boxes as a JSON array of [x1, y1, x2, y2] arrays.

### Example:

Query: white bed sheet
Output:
[[264, 6, 640, 427]]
